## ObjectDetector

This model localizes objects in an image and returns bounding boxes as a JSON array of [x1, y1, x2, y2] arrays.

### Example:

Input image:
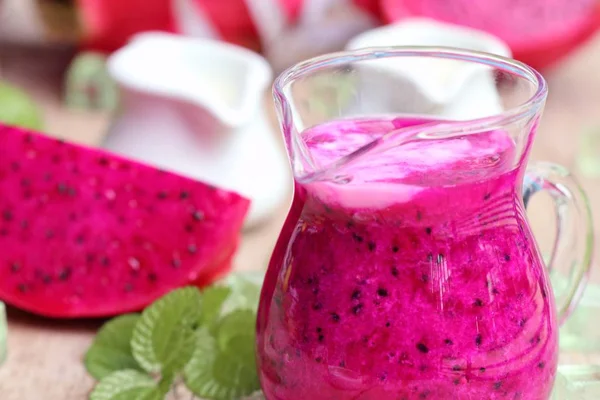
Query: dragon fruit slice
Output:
[[381, 0, 600, 70], [0, 124, 249, 318]]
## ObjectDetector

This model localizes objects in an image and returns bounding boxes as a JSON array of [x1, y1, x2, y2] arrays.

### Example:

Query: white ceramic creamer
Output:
[[346, 18, 513, 120], [103, 32, 290, 229]]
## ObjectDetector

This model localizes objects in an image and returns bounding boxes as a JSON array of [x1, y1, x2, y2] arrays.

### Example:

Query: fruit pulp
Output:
[[257, 117, 558, 400]]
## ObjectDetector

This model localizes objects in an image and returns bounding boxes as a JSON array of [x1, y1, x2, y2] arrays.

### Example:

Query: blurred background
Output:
[[1, 0, 599, 254], [2, 0, 600, 397]]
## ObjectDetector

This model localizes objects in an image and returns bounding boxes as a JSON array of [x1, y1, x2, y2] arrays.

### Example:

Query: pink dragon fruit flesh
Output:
[[0, 123, 250, 318]]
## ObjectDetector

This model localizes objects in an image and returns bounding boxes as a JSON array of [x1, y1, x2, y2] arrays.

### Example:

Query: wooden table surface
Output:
[[1, 37, 600, 399]]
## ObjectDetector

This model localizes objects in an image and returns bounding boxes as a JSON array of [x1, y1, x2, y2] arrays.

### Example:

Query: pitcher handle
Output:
[[522, 161, 594, 325]]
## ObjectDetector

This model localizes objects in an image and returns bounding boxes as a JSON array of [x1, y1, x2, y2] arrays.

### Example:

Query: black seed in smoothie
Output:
[[352, 233, 364, 243], [493, 381, 503, 390], [312, 302, 323, 311], [518, 318, 527, 327], [421, 273, 429, 283], [453, 379, 460, 385], [473, 298, 484, 307], [391, 266, 399, 277], [452, 365, 462, 371], [312, 287, 319, 295], [351, 289, 361, 300], [480, 367, 486, 373], [425, 227, 432, 235], [346, 221, 354, 229], [483, 192, 491, 200], [339, 360, 346, 367], [530, 335, 541, 345], [315, 357, 323, 363], [492, 288, 500, 295], [391, 245, 400, 253], [444, 339, 454, 346], [316, 327, 322, 333], [379, 373, 387, 381], [352, 304, 364, 315], [385, 321, 391, 328], [331, 313, 340, 323], [538, 362, 545, 369], [503, 253, 511, 261], [377, 288, 388, 297], [475, 334, 483, 346], [368, 241, 376, 252], [318, 334, 325, 342], [416, 342, 429, 354]]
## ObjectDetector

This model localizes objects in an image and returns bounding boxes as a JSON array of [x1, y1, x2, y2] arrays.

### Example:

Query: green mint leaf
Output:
[[156, 375, 175, 397], [0, 302, 6, 366], [85, 314, 142, 380], [220, 271, 264, 315], [89, 370, 161, 400], [0, 82, 44, 130], [131, 287, 202, 375], [184, 329, 260, 400], [200, 286, 232, 329], [216, 310, 256, 351]]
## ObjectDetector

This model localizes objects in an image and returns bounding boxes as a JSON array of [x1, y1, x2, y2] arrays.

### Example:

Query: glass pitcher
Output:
[[256, 48, 594, 400]]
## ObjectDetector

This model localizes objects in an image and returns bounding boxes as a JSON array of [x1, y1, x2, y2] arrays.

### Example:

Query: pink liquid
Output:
[[257, 117, 557, 400]]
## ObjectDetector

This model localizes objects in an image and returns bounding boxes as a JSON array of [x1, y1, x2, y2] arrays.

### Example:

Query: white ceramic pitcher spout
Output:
[[103, 32, 290, 228], [108, 31, 272, 128]]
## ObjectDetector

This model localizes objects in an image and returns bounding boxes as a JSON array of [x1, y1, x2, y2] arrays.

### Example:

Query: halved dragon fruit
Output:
[[0, 124, 249, 318], [381, 0, 600, 70]]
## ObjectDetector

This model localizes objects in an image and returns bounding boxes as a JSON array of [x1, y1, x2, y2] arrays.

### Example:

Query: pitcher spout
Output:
[[108, 31, 273, 128]]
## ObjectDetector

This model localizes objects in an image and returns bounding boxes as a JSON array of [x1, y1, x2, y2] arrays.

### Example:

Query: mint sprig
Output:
[[131, 287, 202, 375], [85, 314, 142, 379], [89, 370, 164, 400], [199, 286, 232, 330], [184, 329, 258, 399], [216, 310, 256, 351], [84, 272, 265, 400]]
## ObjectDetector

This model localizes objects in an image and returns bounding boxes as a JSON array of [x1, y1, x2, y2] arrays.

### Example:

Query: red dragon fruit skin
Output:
[[0, 123, 250, 318], [381, 0, 600, 70], [76, 0, 303, 53], [77, 0, 177, 53]]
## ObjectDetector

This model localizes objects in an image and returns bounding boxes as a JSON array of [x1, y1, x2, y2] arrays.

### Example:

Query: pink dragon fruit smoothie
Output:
[[257, 117, 558, 400]]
